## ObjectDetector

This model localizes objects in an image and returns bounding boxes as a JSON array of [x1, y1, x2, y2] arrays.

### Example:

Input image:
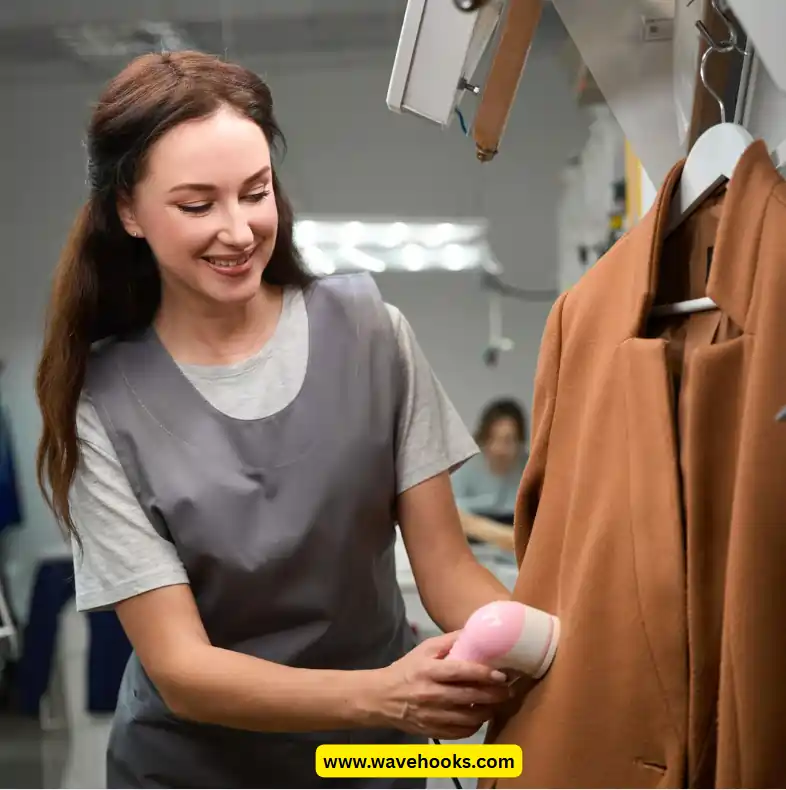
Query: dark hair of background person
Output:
[[474, 398, 528, 447], [36, 51, 314, 543]]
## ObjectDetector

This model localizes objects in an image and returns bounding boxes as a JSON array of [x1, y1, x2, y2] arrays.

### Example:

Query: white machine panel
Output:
[[726, 0, 786, 93], [387, 0, 504, 128]]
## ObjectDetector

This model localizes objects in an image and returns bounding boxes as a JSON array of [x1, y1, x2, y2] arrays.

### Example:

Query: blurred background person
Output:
[[452, 399, 528, 553]]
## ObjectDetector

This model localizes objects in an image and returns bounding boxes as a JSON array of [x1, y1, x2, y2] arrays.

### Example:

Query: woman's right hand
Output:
[[366, 631, 513, 741]]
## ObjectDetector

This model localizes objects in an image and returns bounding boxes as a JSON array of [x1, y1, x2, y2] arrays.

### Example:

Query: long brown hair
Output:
[[36, 51, 313, 540]]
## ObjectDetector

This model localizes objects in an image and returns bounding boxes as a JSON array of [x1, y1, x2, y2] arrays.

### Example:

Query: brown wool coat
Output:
[[481, 141, 786, 788]]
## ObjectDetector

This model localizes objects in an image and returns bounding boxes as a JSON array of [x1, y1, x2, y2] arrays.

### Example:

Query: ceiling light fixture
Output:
[[294, 217, 499, 275]]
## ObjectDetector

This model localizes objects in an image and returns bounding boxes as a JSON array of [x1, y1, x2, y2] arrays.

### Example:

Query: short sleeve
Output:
[[385, 304, 478, 494], [71, 396, 189, 612], [514, 291, 568, 559]]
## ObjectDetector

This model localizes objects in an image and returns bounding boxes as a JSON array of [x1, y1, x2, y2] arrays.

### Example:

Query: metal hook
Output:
[[710, 0, 749, 56], [696, 25, 730, 122], [695, 0, 749, 57], [694, 0, 748, 124]]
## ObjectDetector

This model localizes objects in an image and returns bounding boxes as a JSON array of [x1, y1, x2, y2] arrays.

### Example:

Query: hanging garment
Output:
[[16, 559, 131, 716], [0, 407, 22, 535], [85, 273, 425, 789], [481, 141, 786, 789]]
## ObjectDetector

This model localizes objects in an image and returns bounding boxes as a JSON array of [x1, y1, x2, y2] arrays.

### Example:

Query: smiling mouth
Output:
[[203, 248, 255, 268]]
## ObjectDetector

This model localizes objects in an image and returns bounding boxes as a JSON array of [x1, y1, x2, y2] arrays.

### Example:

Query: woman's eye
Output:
[[178, 203, 211, 215], [177, 190, 269, 215], [245, 189, 270, 203]]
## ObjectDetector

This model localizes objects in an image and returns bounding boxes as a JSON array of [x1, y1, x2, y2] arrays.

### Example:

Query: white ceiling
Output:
[[0, 0, 567, 80], [0, 14, 405, 64], [0, 0, 401, 28], [0, 1, 408, 65]]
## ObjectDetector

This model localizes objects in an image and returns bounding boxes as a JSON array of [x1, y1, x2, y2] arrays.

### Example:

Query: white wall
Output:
[[557, 105, 625, 292], [0, 45, 587, 618]]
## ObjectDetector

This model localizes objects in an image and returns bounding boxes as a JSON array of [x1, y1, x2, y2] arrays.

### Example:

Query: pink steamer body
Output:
[[448, 601, 526, 663], [446, 600, 559, 679]]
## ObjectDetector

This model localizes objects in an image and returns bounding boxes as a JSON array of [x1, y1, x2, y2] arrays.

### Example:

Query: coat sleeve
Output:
[[514, 291, 568, 562]]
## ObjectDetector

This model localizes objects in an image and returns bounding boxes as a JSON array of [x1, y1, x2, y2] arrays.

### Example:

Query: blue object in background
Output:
[[16, 559, 132, 716], [0, 408, 22, 536]]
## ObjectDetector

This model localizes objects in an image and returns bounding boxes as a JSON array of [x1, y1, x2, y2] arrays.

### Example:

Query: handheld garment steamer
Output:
[[447, 600, 560, 678], [434, 601, 560, 789]]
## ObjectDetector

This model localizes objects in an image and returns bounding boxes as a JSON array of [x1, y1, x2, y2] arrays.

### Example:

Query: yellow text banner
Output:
[[316, 743, 522, 778]]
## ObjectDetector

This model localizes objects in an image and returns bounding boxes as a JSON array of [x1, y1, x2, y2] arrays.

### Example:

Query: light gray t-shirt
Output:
[[71, 286, 478, 612]]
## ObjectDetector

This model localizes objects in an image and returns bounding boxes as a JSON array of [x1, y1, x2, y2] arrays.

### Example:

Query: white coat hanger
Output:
[[653, 0, 754, 318]]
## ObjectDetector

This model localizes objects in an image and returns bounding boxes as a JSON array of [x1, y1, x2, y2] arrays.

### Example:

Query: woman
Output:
[[452, 399, 528, 552], [34, 52, 512, 788]]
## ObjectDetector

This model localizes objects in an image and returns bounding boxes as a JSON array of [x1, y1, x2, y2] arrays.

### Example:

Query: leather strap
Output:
[[472, 0, 544, 161]]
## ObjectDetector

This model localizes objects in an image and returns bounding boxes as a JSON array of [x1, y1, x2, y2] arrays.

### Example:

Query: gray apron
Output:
[[85, 273, 426, 788]]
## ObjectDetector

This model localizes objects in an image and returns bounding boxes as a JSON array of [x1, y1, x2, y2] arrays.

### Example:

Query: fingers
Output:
[[428, 658, 508, 686], [415, 680, 511, 708], [434, 683, 512, 707], [416, 631, 462, 658], [410, 677, 508, 720]]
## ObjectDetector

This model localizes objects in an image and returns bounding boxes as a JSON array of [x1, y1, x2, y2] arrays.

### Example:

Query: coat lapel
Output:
[[619, 336, 689, 741], [612, 154, 691, 740]]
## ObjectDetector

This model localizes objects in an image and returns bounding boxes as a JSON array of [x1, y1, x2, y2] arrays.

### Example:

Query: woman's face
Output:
[[483, 417, 522, 474], [118, 104, 279, 309]]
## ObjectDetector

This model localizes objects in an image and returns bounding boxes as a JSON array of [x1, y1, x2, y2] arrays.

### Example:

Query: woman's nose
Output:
[[218, 207, 255, 248]]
